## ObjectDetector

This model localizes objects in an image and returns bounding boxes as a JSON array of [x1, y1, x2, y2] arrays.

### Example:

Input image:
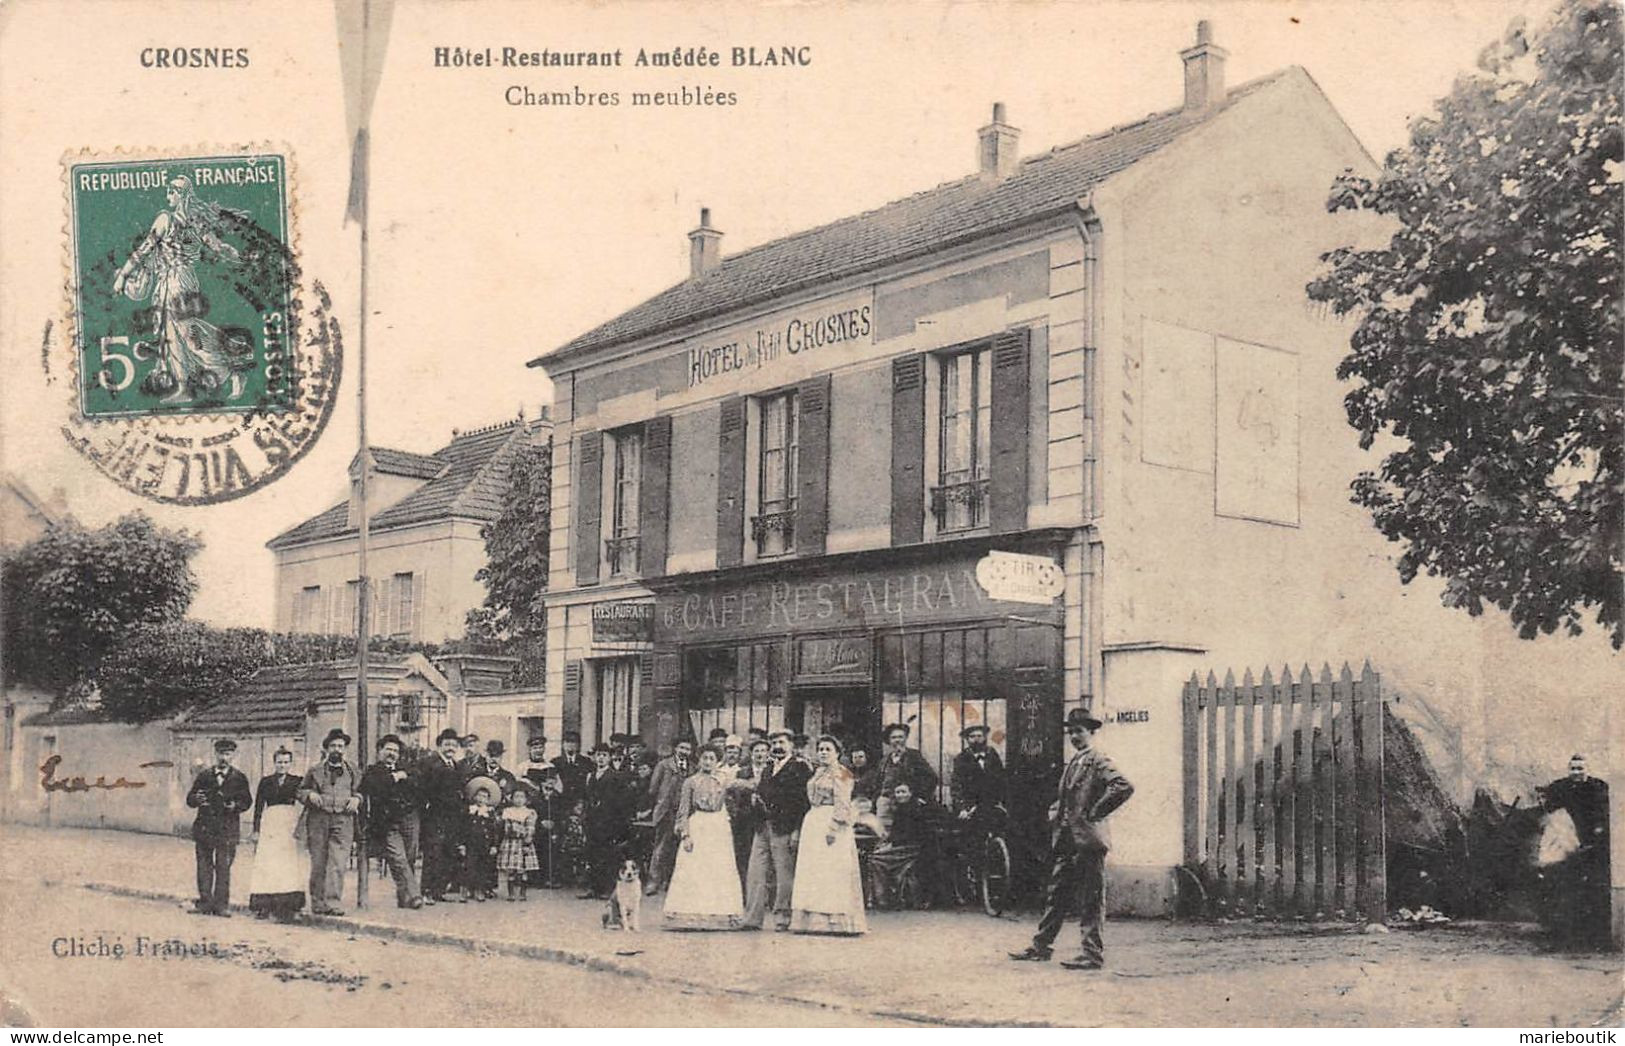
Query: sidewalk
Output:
[[3, 823, 1619, 1027]]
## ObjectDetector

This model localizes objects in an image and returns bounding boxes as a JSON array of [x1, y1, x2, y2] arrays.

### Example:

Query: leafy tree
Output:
[[1308, 0, 1622, 647], [1, 513, 202, 694], [470, 435, 552, 686], [95, 624, 454, 721]]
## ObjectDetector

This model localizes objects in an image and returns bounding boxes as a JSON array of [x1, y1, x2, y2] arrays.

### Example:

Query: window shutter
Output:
[[989, 329, 1031, 533], [716, 397, 747, 567], [890, 354, 927, 545], [562, 660, 584, 738], [639, 416, 672, 577], [795, 374, 832, 556], [574, 431, 602, 585]]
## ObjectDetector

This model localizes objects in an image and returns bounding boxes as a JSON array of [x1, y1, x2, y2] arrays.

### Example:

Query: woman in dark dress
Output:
[[248, 748, 307, 920]]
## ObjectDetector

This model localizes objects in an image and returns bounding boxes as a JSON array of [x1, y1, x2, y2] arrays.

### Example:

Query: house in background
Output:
[[1, 475, 71, 549], [266, 413, 552, 644]]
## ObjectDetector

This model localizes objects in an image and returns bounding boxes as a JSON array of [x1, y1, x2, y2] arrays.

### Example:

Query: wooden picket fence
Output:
[[1181, 663, 1387, 920]]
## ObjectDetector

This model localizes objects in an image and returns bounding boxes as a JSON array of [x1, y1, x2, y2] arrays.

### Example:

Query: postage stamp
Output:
[[59, 148, 340, 504]]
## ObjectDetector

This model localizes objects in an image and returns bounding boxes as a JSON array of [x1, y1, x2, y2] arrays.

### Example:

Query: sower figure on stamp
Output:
[[1011, 708, 1133, 970], [361, 734, 423, 910], [300, 727, 362, 916], [187, 737, 252, 917]]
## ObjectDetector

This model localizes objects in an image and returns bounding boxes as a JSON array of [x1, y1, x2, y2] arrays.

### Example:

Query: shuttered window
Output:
[[574, 432, 603, 585], [639, 416, 672, 577], [607, 427, 642, 577], [936, 346, 992, 531], [755, 390, 799, 556], [716, 397, 748, 567], [390, 572, 415, 637], [890, 354, 927, 545]]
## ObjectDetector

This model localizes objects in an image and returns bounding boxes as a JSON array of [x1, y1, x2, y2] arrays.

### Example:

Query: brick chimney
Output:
[[977, 102, 1020, 180], [688, 207, 722, 278], [1180, 20, 1228, 112]]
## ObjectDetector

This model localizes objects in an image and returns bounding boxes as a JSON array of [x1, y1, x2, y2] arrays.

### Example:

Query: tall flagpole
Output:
[[352, 1, 374, 912]]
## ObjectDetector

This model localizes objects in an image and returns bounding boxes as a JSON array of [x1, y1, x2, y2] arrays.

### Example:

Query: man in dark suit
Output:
[[951, 723, 1008, 822], [580, 743, 635, 898], [482, 740, 518, 799], [644, 738, 695, 894], [418, 728, 468, 904], [361, 734, 423, 909], [744, 729, 813, 930], [552, 730, 593, 803], [186, 738, 253, 917], [1010, 708, 1133, 970]]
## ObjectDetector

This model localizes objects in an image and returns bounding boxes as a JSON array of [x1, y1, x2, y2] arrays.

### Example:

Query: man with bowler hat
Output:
[[1010, 707, 1133, 970], [419, 727, 468, 903], [300, 727, 362, 915], [361, 734, 423, 909], [186, 738, 252, 916]]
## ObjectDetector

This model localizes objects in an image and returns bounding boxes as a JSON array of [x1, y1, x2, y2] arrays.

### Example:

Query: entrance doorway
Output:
[[794, 685, 878, 758]]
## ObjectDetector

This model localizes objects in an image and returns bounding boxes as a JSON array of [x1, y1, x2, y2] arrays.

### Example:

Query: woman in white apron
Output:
[[249, 748, 308, 921]]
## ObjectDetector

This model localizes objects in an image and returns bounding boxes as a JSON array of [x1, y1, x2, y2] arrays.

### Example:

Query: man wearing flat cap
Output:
[[300, 727, 362, 915], [1011, 707, 1133, 970], [185, 738, 253, 916]]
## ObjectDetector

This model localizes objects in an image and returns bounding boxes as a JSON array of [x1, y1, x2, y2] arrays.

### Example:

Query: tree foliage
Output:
[[1, 513, 202, 694], [1308, 0, 1623, 647], [94, 624, 441, 722], [470, 435, 552, 686]]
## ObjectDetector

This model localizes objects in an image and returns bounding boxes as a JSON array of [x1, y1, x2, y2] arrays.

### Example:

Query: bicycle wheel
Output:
[[980, 835, 1012, 917]]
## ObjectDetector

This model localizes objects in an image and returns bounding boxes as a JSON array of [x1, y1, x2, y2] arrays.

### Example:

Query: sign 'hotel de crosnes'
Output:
[[530, 23, 1458, 913]]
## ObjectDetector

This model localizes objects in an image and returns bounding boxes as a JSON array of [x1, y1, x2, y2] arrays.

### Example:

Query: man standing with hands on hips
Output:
[[187, 737, 253, 917], [1010, 707, 1133, 970], [301, 727, 362, 916]]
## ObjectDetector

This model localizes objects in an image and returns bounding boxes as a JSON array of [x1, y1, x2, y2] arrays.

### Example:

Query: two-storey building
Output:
[[531, 25, 1469, 910]]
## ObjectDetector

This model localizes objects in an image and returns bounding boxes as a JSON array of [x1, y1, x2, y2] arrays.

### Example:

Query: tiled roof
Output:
[[536, 71, 1292, 364], [176, 662, 346, 735], [267, 420, 526, 548], [366, 447, 449, 480]]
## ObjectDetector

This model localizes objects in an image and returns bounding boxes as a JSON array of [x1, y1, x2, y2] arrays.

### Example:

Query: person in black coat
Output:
[[579, 744, 636, 898], [361, 734, 423, 909], [743, 729, 813, 929], [1538, 754, 1612, 949], [186, 738, 253, 916], [951, 723, 1008, 823], [418, 728, 468, 903]]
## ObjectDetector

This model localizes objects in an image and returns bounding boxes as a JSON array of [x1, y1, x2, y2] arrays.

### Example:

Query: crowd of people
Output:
[[185, 708, 1135, 966]]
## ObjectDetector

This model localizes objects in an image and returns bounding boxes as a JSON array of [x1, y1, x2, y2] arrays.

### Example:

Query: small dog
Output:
[[603, 859, 643, 932]]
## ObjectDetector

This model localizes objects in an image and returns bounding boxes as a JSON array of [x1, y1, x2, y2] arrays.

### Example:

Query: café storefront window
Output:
[[682, 641, 787, 741]]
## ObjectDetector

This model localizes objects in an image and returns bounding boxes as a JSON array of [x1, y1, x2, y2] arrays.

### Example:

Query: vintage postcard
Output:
[[0, 0, 1619, 1033]]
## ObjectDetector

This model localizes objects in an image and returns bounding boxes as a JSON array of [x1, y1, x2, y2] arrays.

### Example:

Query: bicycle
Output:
[[949, 803, 1013, 917]]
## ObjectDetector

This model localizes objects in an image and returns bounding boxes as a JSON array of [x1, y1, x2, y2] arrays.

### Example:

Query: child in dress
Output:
[[499, 783, 541, 901], [459, 785, 502, 902]]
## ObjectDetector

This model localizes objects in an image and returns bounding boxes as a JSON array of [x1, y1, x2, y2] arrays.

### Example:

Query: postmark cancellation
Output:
[[60, 148, 340, 505]]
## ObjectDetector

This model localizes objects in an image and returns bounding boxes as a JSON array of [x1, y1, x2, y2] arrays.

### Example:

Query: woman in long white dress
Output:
[[248, 748, 308, 922], [790, 735, 868, 936], [662, 745, 745, 930]]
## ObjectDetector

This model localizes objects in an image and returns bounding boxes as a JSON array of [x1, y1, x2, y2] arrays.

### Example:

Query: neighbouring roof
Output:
[[363, 447, 450, 480], [176, 662, 347, 735], [268, 419, 529, 549], [535, 69, 1293, 365]]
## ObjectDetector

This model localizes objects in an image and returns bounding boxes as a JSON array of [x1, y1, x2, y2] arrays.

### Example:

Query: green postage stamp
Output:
[[61, 149, 340, 504]]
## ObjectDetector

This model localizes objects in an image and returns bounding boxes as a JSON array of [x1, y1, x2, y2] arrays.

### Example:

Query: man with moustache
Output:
[[580, 743, 635, 898], [419, 728, 468, 904], [186, 738, 253, 917], [360, 734, 423, 909], [743, 729, 812, 930], [299, 728, 363, 916], [552, 730, 594, 803]]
